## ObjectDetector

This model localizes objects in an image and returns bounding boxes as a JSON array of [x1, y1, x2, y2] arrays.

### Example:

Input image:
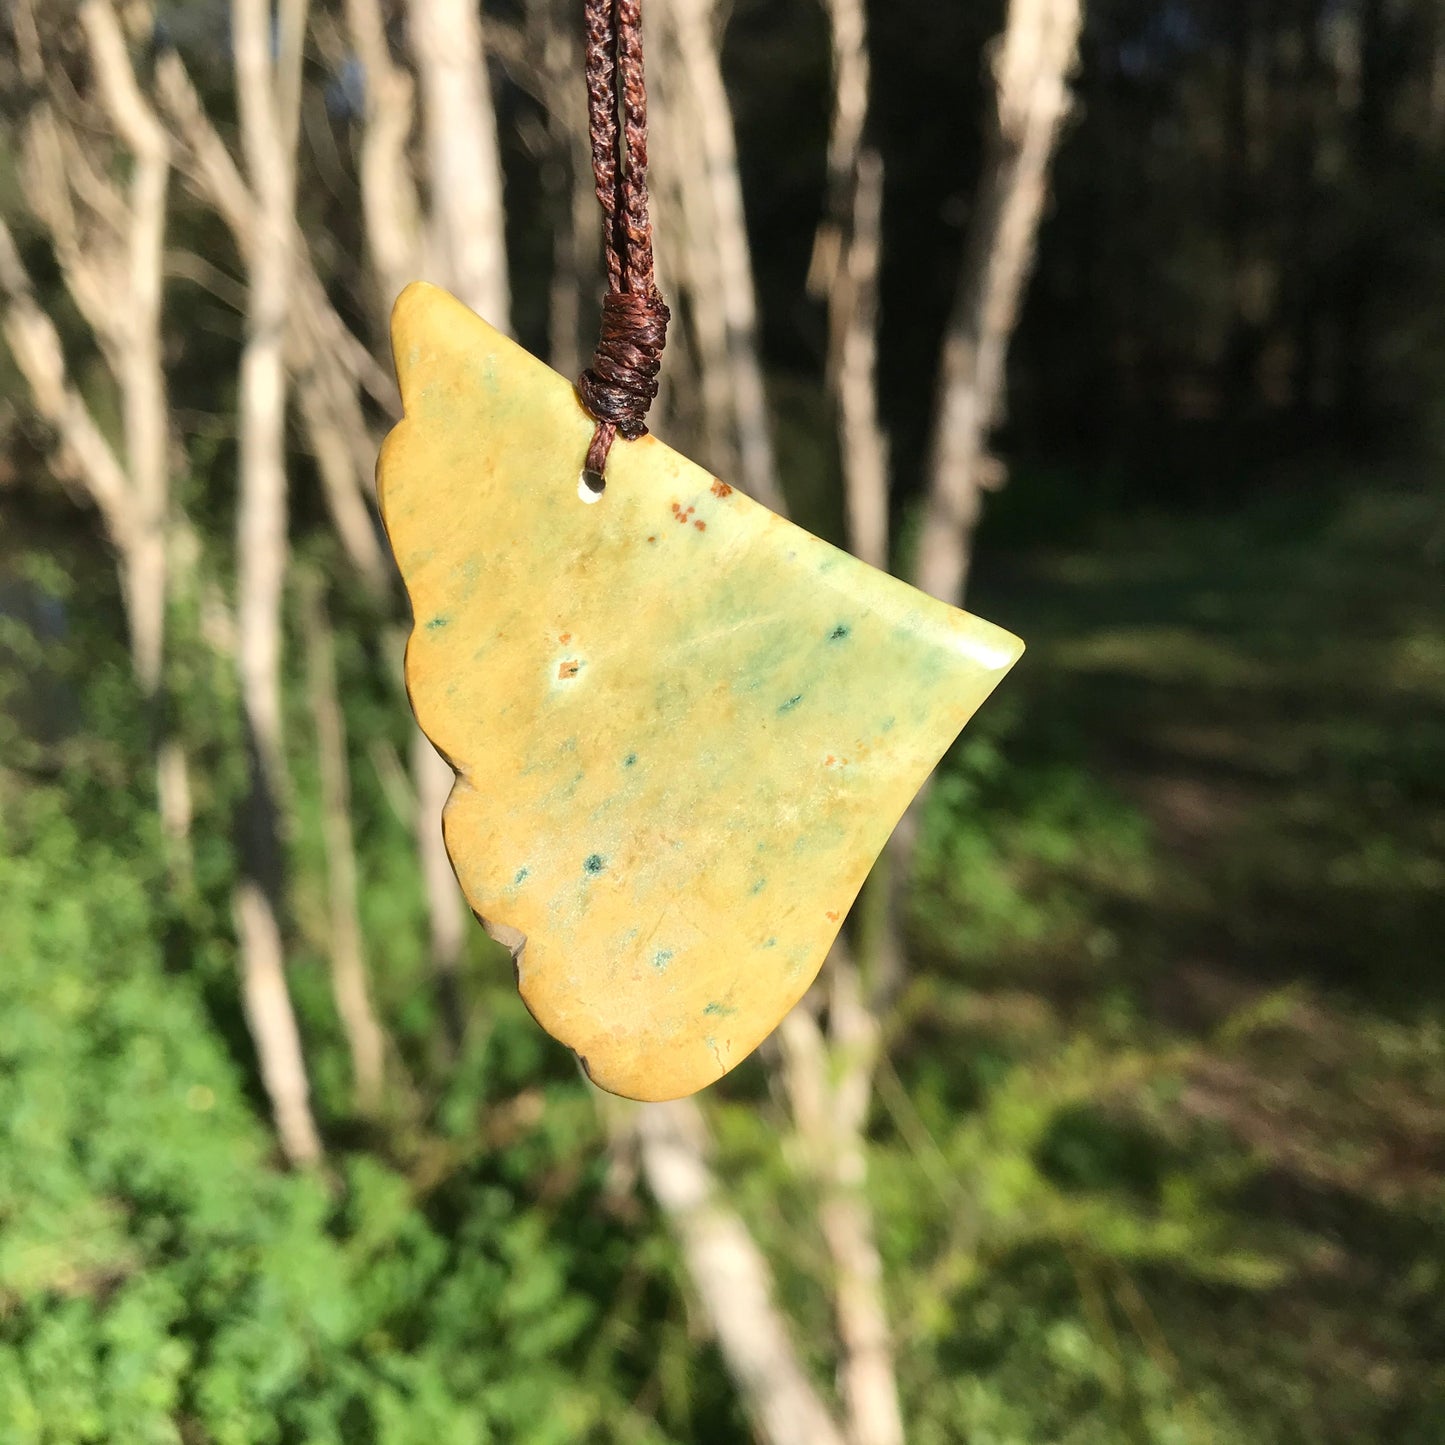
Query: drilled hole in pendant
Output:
[[579, 469, 605, 503]]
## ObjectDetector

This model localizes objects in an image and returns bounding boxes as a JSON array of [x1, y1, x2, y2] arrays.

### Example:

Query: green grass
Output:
[[2, 479, 1442, 1442], [872, 479, 1445, 1442]]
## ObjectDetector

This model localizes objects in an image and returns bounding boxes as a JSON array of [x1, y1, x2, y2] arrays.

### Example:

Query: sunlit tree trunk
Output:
[[650, 0, 784, 512], [232, 0, 323, 1168], [791, 3, 906, 1440], [302, 574, 387, 1114], [915, 0, 1083, 608], [881, 0, 1082, 1185], [409, 0, 511, 330], [8, 0, 193, 863], [635, 1100, 849, 1445], [396, 0, 517, 1055]]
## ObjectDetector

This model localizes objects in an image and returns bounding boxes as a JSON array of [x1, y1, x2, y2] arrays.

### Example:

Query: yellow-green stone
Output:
[[379, 282, 1023, 1100]]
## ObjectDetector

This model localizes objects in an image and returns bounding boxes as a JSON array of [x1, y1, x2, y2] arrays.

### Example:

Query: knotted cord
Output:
[[577, 0, 670, 492]]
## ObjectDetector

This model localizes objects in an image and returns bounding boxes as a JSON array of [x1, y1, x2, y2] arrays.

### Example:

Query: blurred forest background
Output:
[[2, 0, 1444, 1441]]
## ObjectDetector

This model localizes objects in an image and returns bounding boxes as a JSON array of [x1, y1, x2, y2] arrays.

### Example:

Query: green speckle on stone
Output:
[[514, 867, 529, 884], [778, 694, 803, 714], [830, 623, 851, 641], [653, 949, 673, 971], [703, 1001, 737, 1017], [584, 853, 606, 875], [623, 753, 638, 767], [750, 877, 767, 896], [425, 615, 450, 630], [764, 937, 777, 948]]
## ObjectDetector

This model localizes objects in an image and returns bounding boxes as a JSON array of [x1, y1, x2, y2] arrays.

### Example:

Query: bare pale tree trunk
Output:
[[823, 139, 906, 1011], [826, 149, 889, 575], [154, 50, 392, 599], [788, 8, 906, 1440], [9, 0, 194, 859], [401, 0, 515, 1051], [915, 0, 1083, 607], [232, 0, 323, 1168], [339, 0, 473, 1056], [79, 0, 169, 698], [527, 0, 596, 377], [635, 1100, 849, 1445], [344, 0, 429, 304], [650, 0, 783, 511], [80, 1, 195, 862], [408, 0, 511, 328], [808, 0, 891, 570], [411, 725, 469, 1053], [0, 220, 133, 541], [778, 956, 898, 1445], [879, 0, 1082, 1022], [302, 576, 387, 1114]]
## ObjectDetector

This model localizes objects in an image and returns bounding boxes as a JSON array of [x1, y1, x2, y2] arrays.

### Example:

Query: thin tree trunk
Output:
[[650, 74, 738, 480], [13, 1, 195, 862], [412, 725, 468, 1054], [815, 143, 889, 574], [528, 0, 593, 377], [79, 0, 170, 703], [403, 0, 515, 1051], [915, 0, 1083, 608], [88, 1, 194, 863], [232, 0, 322, 1168], [345, 0, 429, 304], [408, 0, 511, 327], [232, 881, 321, 1164], [652, 0, 784, 512], [235, 0, 312, 791], [794, 4, 906, 1438], [636, 1099, 849, 1445], [302, 576, 387, 1114], [778, 975, 896, 1445], [154, 49, 393, 598], [0, 218, 135, 553], [883, 0, 1081, 1035]]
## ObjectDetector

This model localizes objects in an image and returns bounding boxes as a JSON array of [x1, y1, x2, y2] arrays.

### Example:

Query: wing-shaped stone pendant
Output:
[[379, 283, 1024, 1101]]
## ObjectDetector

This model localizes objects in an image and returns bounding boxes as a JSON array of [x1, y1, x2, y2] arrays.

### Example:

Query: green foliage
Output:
[[0, 596, 745, 1445], [4, 471, 1444, 1444], [675, 483, 1445, 1445]]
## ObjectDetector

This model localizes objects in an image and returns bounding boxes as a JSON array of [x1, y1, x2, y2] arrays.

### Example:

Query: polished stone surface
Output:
[[379, 282, 1024, 1100]]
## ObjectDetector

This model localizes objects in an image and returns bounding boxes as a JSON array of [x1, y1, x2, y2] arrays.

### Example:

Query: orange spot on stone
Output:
[[825, 910, 840, 922], [711, 479, 733, 498], [559, 632, 571, 644], [671, 502, 681, 514], [647, 535, 657, 543], [694, 520, 707, 532], [558, 660, 580, 679]]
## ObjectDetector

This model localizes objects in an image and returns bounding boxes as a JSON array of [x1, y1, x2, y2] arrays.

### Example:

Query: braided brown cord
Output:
[[578, 0, 670, 489]]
